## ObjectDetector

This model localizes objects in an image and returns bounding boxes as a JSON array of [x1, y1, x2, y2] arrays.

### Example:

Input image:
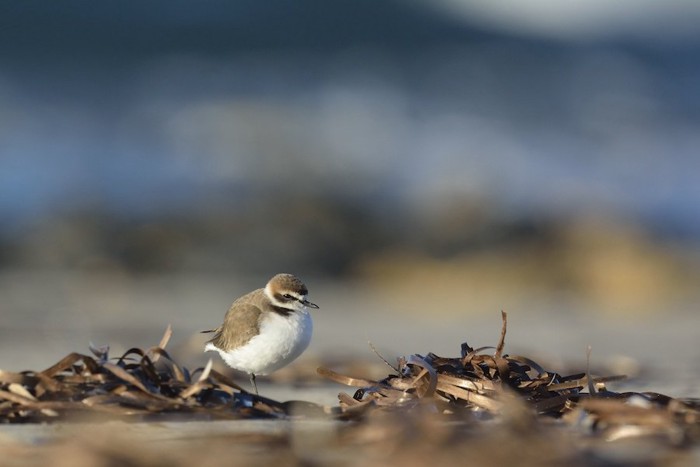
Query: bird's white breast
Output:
[[207, 310, 312, 375]]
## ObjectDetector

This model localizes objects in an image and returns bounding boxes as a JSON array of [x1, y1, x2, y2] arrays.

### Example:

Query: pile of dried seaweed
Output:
[[0, 326, 306, 423], [319, 312, 700, 444], [1, 313, 699, 449]]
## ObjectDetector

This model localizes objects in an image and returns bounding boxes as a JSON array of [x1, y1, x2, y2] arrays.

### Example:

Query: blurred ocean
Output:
[[1, 1, 700, 240]]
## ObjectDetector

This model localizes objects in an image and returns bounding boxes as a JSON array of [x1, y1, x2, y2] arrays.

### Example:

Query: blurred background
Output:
[[1, 1, 699, 397]]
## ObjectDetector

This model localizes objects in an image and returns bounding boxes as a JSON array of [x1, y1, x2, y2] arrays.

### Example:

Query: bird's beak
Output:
[[302, 299, 319, 309]]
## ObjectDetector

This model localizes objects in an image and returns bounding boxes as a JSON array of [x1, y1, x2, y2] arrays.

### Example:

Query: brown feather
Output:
[[206, 289, 265, 352]]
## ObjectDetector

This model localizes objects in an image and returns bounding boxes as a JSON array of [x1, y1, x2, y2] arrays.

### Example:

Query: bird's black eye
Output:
[[283, 294, 295, 300]]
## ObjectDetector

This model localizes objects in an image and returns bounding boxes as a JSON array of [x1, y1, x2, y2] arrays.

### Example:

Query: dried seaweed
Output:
[[319, 311, 700, 444], [2, 314, 699, 454], [0, 325, 315, 423]]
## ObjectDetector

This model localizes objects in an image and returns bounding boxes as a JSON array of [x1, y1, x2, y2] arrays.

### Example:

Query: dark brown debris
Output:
[[319, 311, 700, 445], [1, 314, 698, 456], [0, 325, 327, 423]]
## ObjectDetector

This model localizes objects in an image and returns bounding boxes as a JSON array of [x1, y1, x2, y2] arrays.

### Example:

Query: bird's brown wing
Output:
[[205, 303, 262, 352]]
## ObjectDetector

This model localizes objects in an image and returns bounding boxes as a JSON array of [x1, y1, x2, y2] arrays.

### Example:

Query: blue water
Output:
[[1, 8, 699, 241]]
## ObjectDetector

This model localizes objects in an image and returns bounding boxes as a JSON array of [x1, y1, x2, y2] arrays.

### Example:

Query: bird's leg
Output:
[[249, 373, 259, 395]]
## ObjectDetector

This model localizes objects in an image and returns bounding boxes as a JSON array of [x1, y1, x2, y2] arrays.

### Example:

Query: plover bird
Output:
[[202, 273, 318, 394]]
